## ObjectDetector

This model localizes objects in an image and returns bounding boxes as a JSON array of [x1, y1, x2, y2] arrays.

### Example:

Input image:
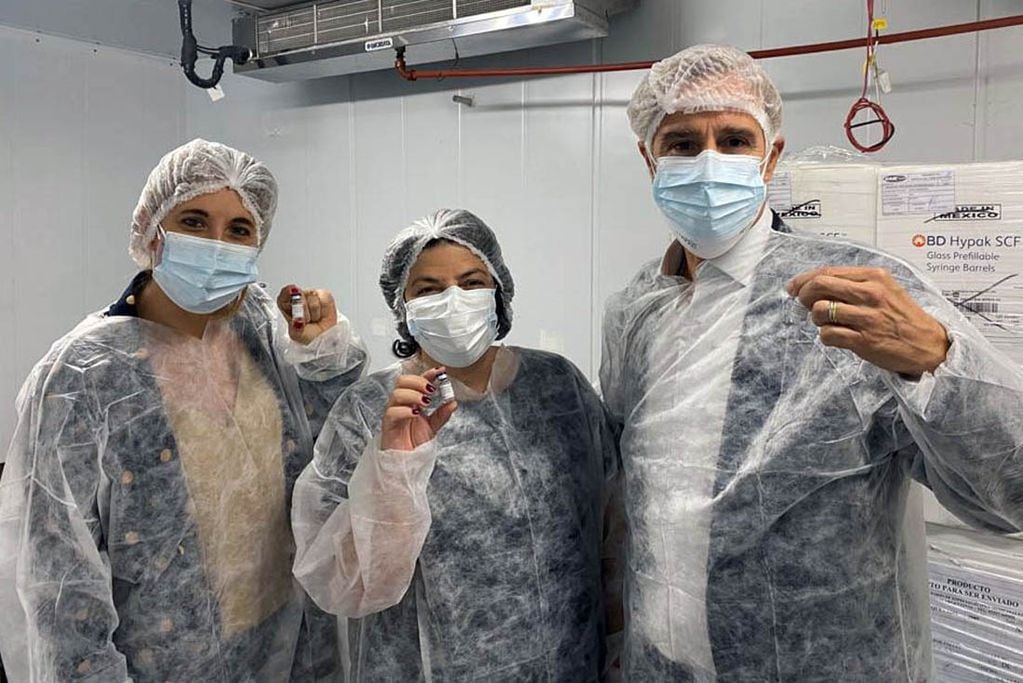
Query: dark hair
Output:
[[392, 338, 419, 358], [493, 288, 511, 340]]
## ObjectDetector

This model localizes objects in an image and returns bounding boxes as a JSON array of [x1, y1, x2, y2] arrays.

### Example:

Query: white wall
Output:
[[2, 0, 1023, 455], [186, 62, 616, 379], [0, 26, 188, 460], [0, 0, 235, 60]]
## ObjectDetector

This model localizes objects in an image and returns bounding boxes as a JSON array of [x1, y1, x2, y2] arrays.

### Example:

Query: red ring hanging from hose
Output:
[[845, 98, 896, 153]]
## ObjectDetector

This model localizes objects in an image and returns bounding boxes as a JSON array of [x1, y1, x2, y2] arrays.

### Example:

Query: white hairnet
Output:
[[380, 209, 515, 344], [627, 44, 783, 152], [129, 139, 278, 267]]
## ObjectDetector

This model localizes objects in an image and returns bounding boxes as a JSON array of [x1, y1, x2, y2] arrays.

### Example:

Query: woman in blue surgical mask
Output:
[[292, 208, 625, 682], [0, 139, 367, 682]]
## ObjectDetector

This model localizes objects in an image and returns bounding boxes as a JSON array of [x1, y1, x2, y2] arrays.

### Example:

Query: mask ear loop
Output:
[[150, 225, 167, 270], [756, 141, 778, 219]]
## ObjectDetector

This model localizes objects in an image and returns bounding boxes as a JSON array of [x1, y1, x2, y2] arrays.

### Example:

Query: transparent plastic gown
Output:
[[293, 347, 622, 682], [601, 218, 1023, 681], [0, 282, 367, 682]]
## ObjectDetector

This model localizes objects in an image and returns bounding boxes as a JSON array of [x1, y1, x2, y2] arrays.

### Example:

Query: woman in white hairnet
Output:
[[604, 44, 1023, 680], [292, 209, 623, 681], [0, 139, 367, 682]]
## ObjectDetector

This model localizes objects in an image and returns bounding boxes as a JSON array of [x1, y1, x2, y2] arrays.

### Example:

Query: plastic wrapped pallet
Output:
[[767, 162, 878, 245], [875, 161, 1023, 364], [921, 485, 978, 530], [926, 523, 1023, 682]]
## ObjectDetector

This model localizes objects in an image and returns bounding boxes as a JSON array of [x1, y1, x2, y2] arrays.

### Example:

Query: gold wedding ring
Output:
[[827, 300, 839, 325]]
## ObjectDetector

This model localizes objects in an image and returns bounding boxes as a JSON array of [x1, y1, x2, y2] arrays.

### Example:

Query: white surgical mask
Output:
[[405, 286, 499, 368], [652, 150, 769, 259]]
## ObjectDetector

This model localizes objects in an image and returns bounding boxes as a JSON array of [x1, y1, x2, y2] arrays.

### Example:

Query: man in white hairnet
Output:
[[601, 44, 1023, 680], [0, 139, 367, 682]]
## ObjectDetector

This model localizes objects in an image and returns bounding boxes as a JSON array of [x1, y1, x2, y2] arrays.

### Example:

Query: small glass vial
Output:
[[435, 372, 455, 404], [290, 293, 305, 323]]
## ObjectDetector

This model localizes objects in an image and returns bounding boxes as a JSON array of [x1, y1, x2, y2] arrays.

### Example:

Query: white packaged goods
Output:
[[876, 162, 1023, 364], [921, 486, 975, 530], [926, 524, 1023, 682], [767, 163, 877, 245]]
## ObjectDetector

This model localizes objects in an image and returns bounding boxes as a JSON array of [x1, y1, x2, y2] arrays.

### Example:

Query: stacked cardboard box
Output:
[[768, 162, 878, 245], [875, 162, 1023, 365]]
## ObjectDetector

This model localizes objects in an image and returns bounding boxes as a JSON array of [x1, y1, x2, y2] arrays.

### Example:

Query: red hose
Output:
[[394, 59, 656, 79], [844, 0, 896, 152], [394, 14, 1023, 81]]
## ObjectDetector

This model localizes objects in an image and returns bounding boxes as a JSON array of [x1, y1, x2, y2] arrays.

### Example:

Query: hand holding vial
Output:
[[276, 284, 339, 344], [381, 367, 458, 452]]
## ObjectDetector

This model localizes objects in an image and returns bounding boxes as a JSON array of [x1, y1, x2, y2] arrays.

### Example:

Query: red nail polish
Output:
[[412, 407, 421, 415], [295, 321, 304, 329], [422, 396, 431, 405], [290, 286, 300, 294], [426, 384, 436, 393]]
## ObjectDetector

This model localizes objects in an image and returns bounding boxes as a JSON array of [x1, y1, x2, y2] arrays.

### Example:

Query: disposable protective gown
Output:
[[0, 276, 367, 682], [293, 347, 620, 682], [601, 212, 1023, 681]]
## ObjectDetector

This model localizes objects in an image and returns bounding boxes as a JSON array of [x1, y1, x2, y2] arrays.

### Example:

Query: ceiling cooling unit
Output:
[[232, 0, 635, 82]]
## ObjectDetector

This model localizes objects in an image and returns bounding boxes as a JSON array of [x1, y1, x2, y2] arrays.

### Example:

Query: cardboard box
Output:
[[875, 162, 1023, 364], [768, 163, 878, 245]]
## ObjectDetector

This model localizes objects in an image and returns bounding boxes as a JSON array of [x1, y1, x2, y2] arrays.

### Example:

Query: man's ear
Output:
[[763, 135, 785, 183], [639, 141, 656, 179]]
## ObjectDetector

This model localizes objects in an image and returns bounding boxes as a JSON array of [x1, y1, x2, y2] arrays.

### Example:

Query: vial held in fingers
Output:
[[290, 293, 305, 323], [435, 372, 455, 403]]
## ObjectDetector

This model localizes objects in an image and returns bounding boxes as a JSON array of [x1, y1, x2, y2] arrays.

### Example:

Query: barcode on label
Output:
[[946, 297, 1000, 313], [969, 299, 1000, 313], [942, 292, 1002, 314]]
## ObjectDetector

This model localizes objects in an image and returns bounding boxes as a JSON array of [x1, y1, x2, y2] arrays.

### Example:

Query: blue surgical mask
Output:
[[652, 150, 768, 259], [152, 230, 259, 314]]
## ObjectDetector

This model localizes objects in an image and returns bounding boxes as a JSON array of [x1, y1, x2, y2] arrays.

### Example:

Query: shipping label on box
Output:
[[881, 170, 956, 216], [876, 162, 1023, 364], [929, 560, 1023, 682], [768, 164, 877, 245]]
